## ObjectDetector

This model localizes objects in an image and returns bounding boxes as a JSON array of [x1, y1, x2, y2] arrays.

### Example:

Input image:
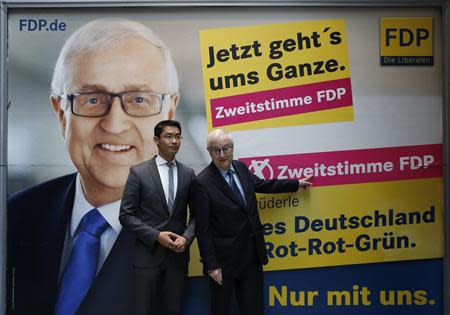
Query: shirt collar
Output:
[[156, 154, 177, 166], [71, 174, 122, 237], [218, 165, 236, 178]]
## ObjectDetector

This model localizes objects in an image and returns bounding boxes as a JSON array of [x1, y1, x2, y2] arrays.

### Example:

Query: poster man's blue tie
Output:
[[54, 208, 109, 315], [226, 170, 245, 205]]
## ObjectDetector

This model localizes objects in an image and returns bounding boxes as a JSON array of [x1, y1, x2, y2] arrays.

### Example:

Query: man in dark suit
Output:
[[7, 19, 181, 315], [193, 129, 312, 315], [119, 120, 195, 315]]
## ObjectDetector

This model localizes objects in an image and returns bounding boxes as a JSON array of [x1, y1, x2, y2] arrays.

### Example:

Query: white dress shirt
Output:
[[59, 174, 122, 277], [155, 155, 178, 204]]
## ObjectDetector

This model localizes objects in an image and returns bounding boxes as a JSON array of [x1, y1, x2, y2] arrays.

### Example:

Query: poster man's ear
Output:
[[50, 96, 67, 139], [167, 94, 179, 120]]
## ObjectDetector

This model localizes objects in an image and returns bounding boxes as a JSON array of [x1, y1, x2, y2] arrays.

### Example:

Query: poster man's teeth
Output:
[[101, 144, 131, 151]]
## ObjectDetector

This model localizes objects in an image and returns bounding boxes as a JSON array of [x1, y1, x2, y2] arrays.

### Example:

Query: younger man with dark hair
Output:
[[120, 120, 195, 315]]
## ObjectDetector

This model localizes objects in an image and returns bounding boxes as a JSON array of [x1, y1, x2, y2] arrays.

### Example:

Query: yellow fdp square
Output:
[[380, 17, 433, 65]]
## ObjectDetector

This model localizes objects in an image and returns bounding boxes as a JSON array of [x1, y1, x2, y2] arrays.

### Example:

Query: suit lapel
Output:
[[77, 229, 135, 314], [87, 229, 134, 282], [23, 174, 76, 311], [49, 175, 76, 282], [147, 157, 170, 213]]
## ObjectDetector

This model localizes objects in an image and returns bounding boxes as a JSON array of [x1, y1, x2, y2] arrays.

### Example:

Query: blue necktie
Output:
[[54, 208, 109, 315], [226, 170, 245, 205]]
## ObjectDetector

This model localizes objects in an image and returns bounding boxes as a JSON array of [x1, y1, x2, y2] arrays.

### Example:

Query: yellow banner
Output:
[[199, 19, 354, 131], [189, 178, 442, 276]]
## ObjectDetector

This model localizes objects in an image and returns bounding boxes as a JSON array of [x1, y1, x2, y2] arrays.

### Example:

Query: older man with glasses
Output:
[[193, 129, 312, 315], [7, 19, 180, 315]]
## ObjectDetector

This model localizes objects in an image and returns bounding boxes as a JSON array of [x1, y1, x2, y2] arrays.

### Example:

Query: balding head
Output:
[[207, 129, 233, 148], [207, 129, 234, 170]]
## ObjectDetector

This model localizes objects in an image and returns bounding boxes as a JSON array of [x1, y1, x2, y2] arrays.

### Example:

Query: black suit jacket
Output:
[[7, 173, 135, 315], [193, 160, 299, 273], [119, 157, 195, 267]]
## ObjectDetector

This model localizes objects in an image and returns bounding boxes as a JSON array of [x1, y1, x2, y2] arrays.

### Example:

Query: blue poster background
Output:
[[185, 259, 443, 315]]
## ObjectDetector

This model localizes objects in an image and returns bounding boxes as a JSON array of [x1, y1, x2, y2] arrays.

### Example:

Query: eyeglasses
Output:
[[58, 92, 172, 117], [162, 134, 183, 141], [208, 146, 233, 155]]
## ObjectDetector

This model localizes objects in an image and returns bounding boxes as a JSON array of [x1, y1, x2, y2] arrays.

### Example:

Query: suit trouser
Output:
[[209, 237, 264, 315], [133, 256, 188, 315]]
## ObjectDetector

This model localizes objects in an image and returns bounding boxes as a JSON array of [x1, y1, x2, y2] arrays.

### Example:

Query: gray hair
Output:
[[51, 18, 179, 96], [207, 129, 233, 148]]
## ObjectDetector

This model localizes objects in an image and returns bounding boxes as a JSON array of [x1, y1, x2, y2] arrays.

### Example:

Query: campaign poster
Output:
[[6, 6, 443, 315]]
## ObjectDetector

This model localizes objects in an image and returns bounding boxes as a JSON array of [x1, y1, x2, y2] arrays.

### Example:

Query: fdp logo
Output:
[[380, 17, 433, 65], [248, 159, 274, 180]]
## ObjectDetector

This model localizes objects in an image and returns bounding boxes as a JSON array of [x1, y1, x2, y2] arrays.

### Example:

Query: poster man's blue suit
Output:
[[7, 174, 135, 315]]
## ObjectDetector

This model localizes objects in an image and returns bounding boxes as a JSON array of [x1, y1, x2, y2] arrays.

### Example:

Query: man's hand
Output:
[[157, 231, 180, 250], [208, 268, 222, 285], [172, 236, 187, 253], [298, 175, 313, 190]]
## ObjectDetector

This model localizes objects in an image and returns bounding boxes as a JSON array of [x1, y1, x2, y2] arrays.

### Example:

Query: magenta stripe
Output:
[[210, 78, 353, 127], [239, 144, 442, 187]]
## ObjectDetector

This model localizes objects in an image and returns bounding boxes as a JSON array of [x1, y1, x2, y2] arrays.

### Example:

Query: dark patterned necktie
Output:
[[226, 169, 245, 205]]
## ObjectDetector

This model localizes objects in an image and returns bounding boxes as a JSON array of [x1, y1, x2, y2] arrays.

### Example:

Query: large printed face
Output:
[[51, 38, 178, 196]]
